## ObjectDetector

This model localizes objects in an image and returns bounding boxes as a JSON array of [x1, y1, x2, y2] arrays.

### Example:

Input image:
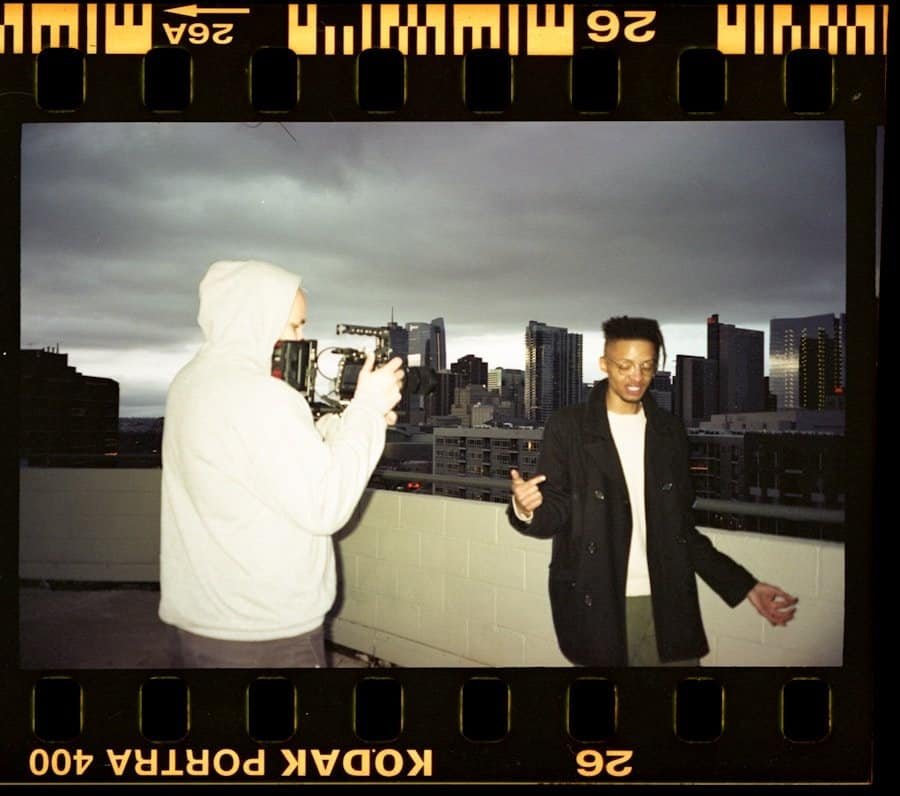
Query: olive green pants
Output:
[[626, 595, 700, 667]]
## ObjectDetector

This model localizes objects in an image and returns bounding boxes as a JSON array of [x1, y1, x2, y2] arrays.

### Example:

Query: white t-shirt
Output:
[[607, 407, 651, 596]]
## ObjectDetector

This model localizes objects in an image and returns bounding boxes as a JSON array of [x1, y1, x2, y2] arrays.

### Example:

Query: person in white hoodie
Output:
[[159, 260, 404, 667]]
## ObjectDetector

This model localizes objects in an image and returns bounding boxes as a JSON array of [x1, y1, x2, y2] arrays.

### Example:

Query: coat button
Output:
[[661, 482, 674, 492], [586, 541, 597, 555], [676, 535, 688, 544], [593, 489, 605, 501], [623, 497, 630, 508], [583, 594, 593, 607]]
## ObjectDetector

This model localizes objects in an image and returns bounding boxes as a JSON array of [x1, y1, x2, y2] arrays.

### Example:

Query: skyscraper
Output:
[[385, 320, 409, 362], [451, 354, 488, 388], [566, 332, 583, 412], [406, 318, 447, 423], [524, 321, 583, 426], [649, 370, 673, 413], [674, 355, 717, 427], [432, 370, 459, 417], [430, 317, 447, 371], [385, 319, 411, 420], [406, 321, 431, 368], [770, 313, 846, 410], [707, 313, 765, 413], [406, 317, 446, 370]]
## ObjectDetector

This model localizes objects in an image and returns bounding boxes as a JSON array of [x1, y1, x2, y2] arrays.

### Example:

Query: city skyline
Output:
[[21, 122, 847, 415], [23, 305, 844, 421]]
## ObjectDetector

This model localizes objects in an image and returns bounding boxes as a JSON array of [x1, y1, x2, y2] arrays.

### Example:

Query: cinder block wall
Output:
[[19, 468, 161, 582], [699, 529, 844, 666], [331, 490, 569, 666], [19, 470, 844, 666], [331, 492, 846, 667]]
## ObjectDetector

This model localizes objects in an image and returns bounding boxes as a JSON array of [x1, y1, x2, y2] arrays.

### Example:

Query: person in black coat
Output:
[[507, 316, 797, 666]]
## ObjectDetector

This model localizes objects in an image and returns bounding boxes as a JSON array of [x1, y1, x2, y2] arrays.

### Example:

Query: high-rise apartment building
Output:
[[566, 332, 583, 412], [524, 321, 583, 426], [770, 313, 846, 410], [707, 313, 765, 413]]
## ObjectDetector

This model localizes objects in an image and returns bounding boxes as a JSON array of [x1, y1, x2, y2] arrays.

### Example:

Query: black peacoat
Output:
[[507, 381, 758, 666]]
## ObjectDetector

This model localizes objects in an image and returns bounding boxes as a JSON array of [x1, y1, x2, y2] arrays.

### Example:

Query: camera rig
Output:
[[271, 323, 436, 417]]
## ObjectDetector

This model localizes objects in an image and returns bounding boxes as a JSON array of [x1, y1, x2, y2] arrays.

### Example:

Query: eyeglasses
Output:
[[607, 359, 657, 376]]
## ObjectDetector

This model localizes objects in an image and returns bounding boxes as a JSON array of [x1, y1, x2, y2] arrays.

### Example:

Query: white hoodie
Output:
[[158, 260, 387, 641]]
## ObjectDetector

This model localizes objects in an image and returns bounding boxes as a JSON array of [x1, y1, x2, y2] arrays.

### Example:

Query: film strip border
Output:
[[0, 3, 887, 120], [0, 1, 887, 786], [7, 669, 866, 782], [0, 3, 890, 56]]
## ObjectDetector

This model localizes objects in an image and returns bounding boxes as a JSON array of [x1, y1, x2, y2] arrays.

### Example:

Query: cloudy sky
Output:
[[21, 121, 847, 416]]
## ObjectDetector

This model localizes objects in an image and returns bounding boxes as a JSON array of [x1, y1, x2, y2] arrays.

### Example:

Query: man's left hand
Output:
[[746, 582, 798, 626]]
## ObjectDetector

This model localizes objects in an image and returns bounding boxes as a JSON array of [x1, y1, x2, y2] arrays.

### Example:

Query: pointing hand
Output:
[[510, 468, 547, 519]]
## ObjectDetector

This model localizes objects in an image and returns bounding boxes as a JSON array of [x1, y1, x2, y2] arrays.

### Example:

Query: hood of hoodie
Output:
[[197, 260, 302, 372]]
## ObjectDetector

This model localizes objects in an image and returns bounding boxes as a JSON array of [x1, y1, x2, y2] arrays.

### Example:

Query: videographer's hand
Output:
[[510, 468, 546, 520], [354, 351, 404, 420]]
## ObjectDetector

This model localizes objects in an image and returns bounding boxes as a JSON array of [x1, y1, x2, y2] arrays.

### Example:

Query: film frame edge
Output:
[[0, 0, 887, 787]]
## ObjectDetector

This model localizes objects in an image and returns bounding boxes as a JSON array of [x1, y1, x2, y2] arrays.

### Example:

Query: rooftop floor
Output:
[[18, 586, 373, 670]]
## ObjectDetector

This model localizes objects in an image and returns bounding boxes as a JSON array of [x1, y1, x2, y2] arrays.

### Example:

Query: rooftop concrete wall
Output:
[[20, 468, 844, 666]]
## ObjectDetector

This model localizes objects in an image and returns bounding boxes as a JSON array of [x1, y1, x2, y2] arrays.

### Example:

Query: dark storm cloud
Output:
[[20, 121, 847, 413]]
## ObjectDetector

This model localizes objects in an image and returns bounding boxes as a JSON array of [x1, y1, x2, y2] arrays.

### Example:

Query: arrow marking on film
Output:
[[166, 5, 251, 17]]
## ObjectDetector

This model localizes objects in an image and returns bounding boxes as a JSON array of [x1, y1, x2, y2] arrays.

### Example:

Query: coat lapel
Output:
[[580, 382, 629, 490], [643, 397, 675, 489], [581, 380, 673, 493]]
